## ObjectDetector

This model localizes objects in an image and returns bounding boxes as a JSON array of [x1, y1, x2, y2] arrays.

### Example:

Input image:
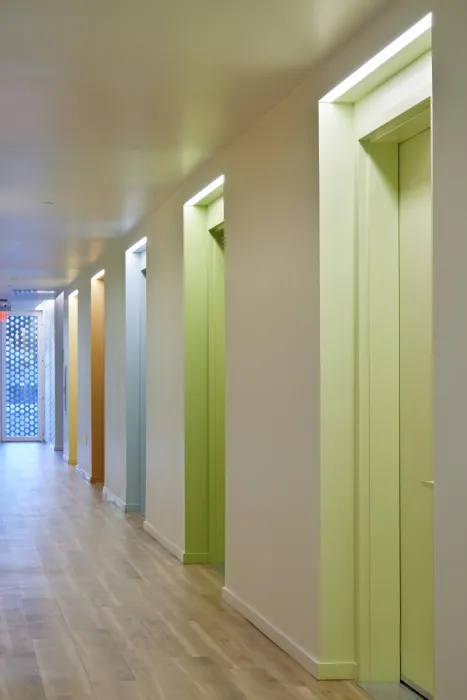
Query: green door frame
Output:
[[184, 192, 226, 565], [318, 52, 432, 682]]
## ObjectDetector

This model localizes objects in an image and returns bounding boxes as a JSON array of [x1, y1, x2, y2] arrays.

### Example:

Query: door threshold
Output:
[[358, 682, 429, 700]]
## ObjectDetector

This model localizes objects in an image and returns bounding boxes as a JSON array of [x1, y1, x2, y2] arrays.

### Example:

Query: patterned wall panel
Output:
[[4, 315, 40, 438]]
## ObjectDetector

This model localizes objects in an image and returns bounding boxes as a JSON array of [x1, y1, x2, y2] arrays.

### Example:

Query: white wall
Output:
[[139, 0, 428, 666], [54, 293, 64, 451], [145, 197, 185, 551], [77, 281, 92, 476], [43, 300, 55, 446], [63, 295, 70, 459], [432, 2, 467, 698], [221, 85, 321, 660], [103, 244, 126, 500], [125, 247, 145, 510], [62, 1, 467, 695]]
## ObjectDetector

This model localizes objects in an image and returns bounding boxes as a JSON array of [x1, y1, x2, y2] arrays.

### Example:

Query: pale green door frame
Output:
[[318, 50, 433, 683], [183, 194, 226, 565], [399, 128, 434, 699], [207, 223, 226, 565]]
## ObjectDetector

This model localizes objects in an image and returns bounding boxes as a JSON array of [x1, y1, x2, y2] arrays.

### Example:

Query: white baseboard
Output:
[[76, 465, 91, 482], [103, 487, 141, 514], [143, 520, 184, 562], [103, 486, 126, 511], [222, 587, 320, 678]]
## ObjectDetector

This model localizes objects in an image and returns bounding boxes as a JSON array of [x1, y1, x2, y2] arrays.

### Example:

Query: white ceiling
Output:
[[0, 0, 385, 303]]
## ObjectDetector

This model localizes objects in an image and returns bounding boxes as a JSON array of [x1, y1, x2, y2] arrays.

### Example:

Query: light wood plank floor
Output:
[[0, 443, 369, 700]]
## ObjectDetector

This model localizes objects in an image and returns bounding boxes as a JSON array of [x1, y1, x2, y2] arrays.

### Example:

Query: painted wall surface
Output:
[[77, 284, 91, 476], [63, 297, 69, 459], [61, 0, 467, 692], [221, 85, 321, 665], [432, 2, 467, 699], [67, 295, 78, 465], [43, 301, 55, 447], [104, 246, 127, 503], [125, 248, 145, 510], [140, 270, 146, 515], [66, 0, 428, 670], [184, 205, 210, 561], [54, 293, 64, 451], [138, 0, 428, 666], [145, 198, 185, 553]]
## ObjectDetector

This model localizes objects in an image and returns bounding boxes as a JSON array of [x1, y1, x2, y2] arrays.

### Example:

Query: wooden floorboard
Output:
[[0, 443, 369, 700]]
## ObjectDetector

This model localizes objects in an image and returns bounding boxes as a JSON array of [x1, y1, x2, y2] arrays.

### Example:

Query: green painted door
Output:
[[399, 128, 434, 698]]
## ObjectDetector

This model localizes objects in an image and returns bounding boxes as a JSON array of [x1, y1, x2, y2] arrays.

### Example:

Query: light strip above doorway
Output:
[[91, 269, 105, 281], [320, 13, 432, 103], [185, 175, 225, 206], [127, 237, 147, 254]]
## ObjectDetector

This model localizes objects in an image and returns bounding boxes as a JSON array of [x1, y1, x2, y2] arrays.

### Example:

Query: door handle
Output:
[[422, 480, 434, 488]]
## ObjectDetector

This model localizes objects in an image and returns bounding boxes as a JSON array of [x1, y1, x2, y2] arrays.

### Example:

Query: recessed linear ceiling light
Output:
[[91, 269, 105, 281], [13, 289, 54, 295], [320, 13, 432, 103], [127, 237, 147, 254], [185, 175, 225, 206], [69, 290, 79, 299]]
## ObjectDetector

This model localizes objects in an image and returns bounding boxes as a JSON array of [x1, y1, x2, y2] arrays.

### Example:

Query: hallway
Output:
[[0, 444, 367, 700]]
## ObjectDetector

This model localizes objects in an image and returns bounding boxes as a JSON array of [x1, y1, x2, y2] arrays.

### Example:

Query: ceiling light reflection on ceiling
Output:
[[127, 237, 147, 254], [185, 175, 225, 206], [320, 13, 432, 103]]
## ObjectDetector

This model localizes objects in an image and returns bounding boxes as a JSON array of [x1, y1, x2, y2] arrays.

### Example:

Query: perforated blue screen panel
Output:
[[4, 315, 40, 438]]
